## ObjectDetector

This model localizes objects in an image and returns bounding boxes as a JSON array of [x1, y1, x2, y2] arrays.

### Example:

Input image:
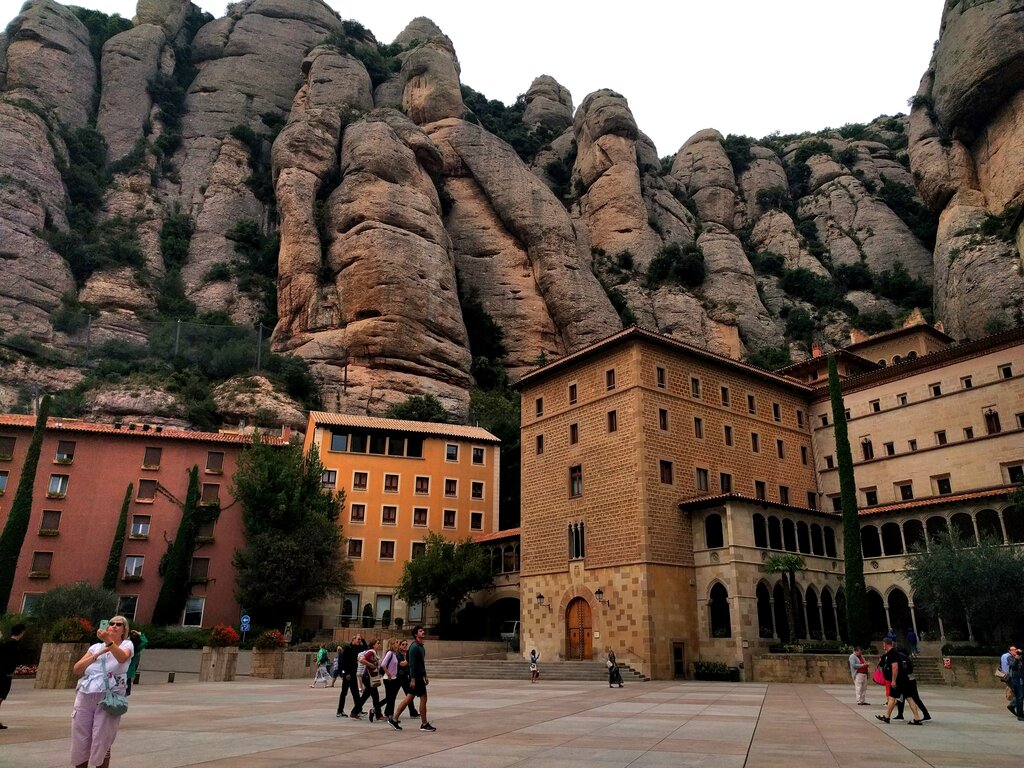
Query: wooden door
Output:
[[672, 642, 686, 678], [565, 597, 593, 659]]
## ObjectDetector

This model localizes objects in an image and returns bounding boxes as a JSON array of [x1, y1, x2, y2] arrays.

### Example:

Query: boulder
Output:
[[135, 0, 191, 38], [671, 129, 736, 227], [401, 34, 464, 125], [212, 375, 307, 429], [737, 146, 789, 224], [522, 75, 573, 133], [97, 24, 167, 162], [749, 210, 831, 278]]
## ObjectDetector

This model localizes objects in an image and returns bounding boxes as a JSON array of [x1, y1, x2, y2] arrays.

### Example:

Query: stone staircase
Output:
[[425, 658, 647, 682], [910, 656, 946, 685]]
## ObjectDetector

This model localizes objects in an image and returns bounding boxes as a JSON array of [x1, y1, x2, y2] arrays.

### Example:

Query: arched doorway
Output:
[[565, 597, 593, 659]]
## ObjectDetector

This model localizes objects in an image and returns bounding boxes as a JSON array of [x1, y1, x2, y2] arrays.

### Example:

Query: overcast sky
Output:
[[2, 0, 943, 156]]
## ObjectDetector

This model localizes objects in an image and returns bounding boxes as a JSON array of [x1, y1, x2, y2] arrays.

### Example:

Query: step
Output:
[[424, 659, 647, 682]]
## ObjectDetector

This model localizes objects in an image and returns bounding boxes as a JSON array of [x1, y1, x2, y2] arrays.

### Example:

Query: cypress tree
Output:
[[152, 466, 207, 625], [102, 483, 133, 590], [0, 396, 51, 608], [829, 355, 869, 645]]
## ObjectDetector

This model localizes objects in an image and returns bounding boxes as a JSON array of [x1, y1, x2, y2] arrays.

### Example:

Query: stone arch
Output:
[[1002, 504, 1024, 543], [805, 584, 822, 639], [926, 515, 948, 542], [886, 586, 912, 636], [810, 523, 824, 556], [823, 526, 837, 558], [753, 513, 768, 548], [796, 521, 811, 554], [820, 586, 837, 640], [768, 516, 783, 550], [756, 581, 774, 638], [772, 581, 791, 641], [903, 519, 926, 552], [867, 588, 888, 637], [861, 524, 882, 558], [783, 518, 797, 551], [708, 581, 731, 638], [880, 522, 904, 555], [950, 511, 976, 545], [836, 588, 848, 641], [976, 508, 1003, 543]]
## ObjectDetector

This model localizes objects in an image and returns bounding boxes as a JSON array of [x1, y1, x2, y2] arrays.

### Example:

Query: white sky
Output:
[[2, 0, 943, 156]]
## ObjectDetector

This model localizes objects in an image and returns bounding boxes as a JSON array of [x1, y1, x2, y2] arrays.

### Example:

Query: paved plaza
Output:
[[0, 676, 1019, 767]]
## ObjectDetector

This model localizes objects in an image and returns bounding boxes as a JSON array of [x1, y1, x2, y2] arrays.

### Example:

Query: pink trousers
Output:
[[70, 691, 122, 766]]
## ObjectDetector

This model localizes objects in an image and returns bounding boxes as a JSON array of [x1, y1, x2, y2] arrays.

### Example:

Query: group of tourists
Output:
[[333, 627, 435, 732], [848, 638, 931, 724]]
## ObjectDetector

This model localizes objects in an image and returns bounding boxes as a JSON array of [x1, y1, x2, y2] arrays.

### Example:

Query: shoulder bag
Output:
[[99, 653, 129, 716]]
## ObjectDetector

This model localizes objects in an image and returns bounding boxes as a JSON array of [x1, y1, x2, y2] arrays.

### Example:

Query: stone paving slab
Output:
[[0, 678, 1020, 767]]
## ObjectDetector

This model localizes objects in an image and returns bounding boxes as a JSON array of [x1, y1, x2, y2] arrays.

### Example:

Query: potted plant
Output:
[[361, 603, 374, 629], [381, 609, 391, 629], [251, 629, 287, 679], [36, 617, 94, 689], [394, 617, 404, 632], [200, 624, 241, 682]]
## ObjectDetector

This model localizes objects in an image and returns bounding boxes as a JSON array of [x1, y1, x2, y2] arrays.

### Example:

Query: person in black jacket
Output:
[[335, 634, 366, 718], [0, 624, 26, 729]]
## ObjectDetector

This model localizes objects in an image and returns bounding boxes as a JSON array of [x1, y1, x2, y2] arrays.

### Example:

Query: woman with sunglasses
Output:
[[70, 616, 134, 768]]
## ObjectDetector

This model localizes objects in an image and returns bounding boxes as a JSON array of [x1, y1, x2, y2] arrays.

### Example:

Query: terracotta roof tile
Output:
[[678, 492, 840, 518], [472, 528, 520, 543], [0, 414, 285, 446], [306, 412, 500, 444], [857, 486, 1016, 517]]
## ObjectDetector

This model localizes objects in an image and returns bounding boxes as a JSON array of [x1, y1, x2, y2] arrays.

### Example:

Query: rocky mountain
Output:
[[0, 0, 1021, 427]]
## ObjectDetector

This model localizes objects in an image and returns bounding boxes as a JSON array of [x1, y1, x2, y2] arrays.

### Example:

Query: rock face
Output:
[[908, 0, 1024, 338], [0, 0, 1021, 427]]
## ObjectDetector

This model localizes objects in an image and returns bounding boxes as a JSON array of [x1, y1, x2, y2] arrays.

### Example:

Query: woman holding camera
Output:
[[71, 616, 134, 768]]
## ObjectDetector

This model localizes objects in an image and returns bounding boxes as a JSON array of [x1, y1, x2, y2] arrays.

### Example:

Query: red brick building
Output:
[[0, 416, 281, 627]]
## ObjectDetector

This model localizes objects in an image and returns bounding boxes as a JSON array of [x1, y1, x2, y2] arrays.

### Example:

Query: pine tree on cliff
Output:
[[829, 355, 869, 645], [102, 483, 133, 590], [0, 396, 50, 608], [152, 467, 211, 625]]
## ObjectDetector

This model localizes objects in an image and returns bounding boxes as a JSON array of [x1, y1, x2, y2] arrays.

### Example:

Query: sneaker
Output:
[[336, 712, 343, 718], [386, 717, 402, 731], [419, 722, 437, 732], [349, 712, 362, 719]]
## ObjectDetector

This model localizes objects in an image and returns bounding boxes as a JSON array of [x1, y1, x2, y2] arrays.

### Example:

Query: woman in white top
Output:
[[70, 615, 134, 768]]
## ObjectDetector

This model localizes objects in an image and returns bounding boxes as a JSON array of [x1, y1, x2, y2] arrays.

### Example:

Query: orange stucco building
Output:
[[303, 412, 500, 629], [0, 416, 279, 627]]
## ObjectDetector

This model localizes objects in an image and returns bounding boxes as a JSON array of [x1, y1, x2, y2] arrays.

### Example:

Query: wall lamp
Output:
[[595, 588, 610, 607], [535, 593, 550, 611]]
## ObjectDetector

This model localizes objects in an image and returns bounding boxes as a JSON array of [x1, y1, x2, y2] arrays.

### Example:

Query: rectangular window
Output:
[[414, 476, 429, 495], [349, 432, 368, 453], [569, 465, 583, 497], [721, 387, 730, 407], [384, 474, 399, 493], [884, 442, 895, 456], [660, 460, 674, 485], [387, 436, 405, 457], [935, 430, 947, 446], [201, 483, 220, 505], [807, 492, 817, 510], [40, 509, 61, 534], [124, 555, 144, 578], [350, 504, 365, 523], [352, 471, 368, 491], [909, 439, 918, 451], [751, 432, 760, 453], [820, 414, 829, 427], [695, 467, 709, 492], [659, 409, 669, 431], [569, 423, 579, 444], [196, 519, 215, 541], [772, 402, 781, 422], [568, 383, 578, 404], [747, 394, 756, 414], [776, 439, 785, 459], [694, 417, 703, 439], [1007, 464, 1024, 484], [444, 478, 457, 497], [143, 446, 161, 468], [656, 367, 666, 388], [607, 410, 618, 433], [0, 436, 15, 458], [964, 426, 974, 440], [864, 488, 878, 507], [800, 446, 808, 465], [116, 595, 138, 623], [720, 472, 732, 493], [137, 479, 157, 501], [985, 409, 1002, 435], [535, 397, 544, 417], [413, 507, 428, 526], [330, 432, 349, 452], [30, 551, 52, 577], [690, 377, 701, 398], [472, 481, 484, 499], [47, 474, 68, 498], [779, 486, 790, 505], [724, 425, 733, 446], [369, 434, 386, 455], [472, 447, 485, 465], [930, 383, 942, 397], [536, 434, 544, 454], [130, 515, 150, 538], [381, 506, 397, 525], [55, 440, 76, 463], [825, 455, 835, 469], [897, 393, 908, 406], [1000, 364, 1013, 379], [605, 369, 616, 390], [183, 597, 205, 627], [934, 475, 952, 495], [796, 409, 804, 428], [897, 482, 914, 501], [830, 495, 842, 512], [470, 511, 483, 531], [446, 444, 459, 462], [205, 451, 224, 473], [960, 376, 973, 390], [348, 540, 363, 558], [411, 542, 426, 559], [754, 480, 766, 500], [862, 440, 874, 460], [869, 400, 880, 413], [321, 470, 337, 488], [1018, 413, 1024, 429], [189, 557, 210, 582], [443, 509, 456, 528]]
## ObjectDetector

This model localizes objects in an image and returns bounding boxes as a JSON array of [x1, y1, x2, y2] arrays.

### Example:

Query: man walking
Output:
[[387, 626, 435, 732], [849, 646, 870, 705], [0, 623, 26, 729], [1001, 644, 1017, 711], [336, 634, 363, 717], [875, 638, 925, 725]]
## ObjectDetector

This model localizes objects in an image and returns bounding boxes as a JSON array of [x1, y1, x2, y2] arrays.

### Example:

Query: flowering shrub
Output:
[[208, 624, 240, 647], [253, 629, 286, 650], [50, 617, 95, 643]]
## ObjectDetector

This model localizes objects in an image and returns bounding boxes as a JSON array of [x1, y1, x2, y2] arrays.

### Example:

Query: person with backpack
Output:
[[875, 638, 924, 725]]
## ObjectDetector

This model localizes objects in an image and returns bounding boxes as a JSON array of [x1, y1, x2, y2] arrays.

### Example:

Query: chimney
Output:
[[811, 342, 823, 358], [849, 328, 867, 345]]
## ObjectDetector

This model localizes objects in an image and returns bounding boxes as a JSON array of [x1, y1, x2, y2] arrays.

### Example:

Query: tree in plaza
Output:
[[829, 355, 870, 646], [231, 438, 351, 626], [763, 553, 806, 642], [102, 483, 133, 590], [396, 532, 493, 638], [0, 396, 50, 609], [905, 529, 1024, 644]]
